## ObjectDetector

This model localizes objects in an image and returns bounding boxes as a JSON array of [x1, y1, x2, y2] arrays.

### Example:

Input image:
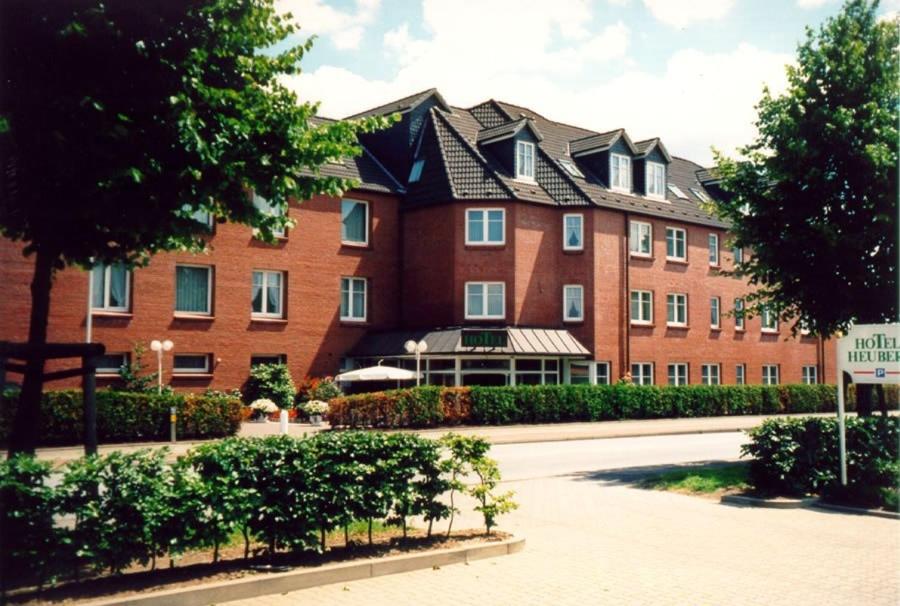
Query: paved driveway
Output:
[[226, 435, 900, 606]]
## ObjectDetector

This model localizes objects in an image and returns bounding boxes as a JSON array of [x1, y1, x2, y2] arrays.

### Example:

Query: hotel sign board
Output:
[[461, 329, 508, 349]]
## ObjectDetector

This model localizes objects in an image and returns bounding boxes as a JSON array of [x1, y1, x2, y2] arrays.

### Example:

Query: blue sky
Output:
[[275, 0, 898, 164]]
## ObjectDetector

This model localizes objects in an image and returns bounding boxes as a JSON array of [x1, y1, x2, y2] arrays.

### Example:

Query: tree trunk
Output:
[[8, 247, 56, 456], [875, 384, 888, 416], [856, 383, 874, 417]]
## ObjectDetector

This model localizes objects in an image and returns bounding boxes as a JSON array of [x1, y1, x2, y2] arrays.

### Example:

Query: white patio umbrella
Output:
[[335, 361, 421, 382]]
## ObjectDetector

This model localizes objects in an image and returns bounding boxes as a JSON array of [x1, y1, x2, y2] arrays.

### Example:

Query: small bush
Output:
[[244, 363, 296, 409]]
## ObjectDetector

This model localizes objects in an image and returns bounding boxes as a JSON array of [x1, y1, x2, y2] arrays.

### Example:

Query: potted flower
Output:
[[301, 400, 329, 426], [249, 398, 279, 422]]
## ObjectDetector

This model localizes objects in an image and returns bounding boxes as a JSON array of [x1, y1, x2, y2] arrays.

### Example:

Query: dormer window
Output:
[[646, 162, 666, 199], [515, 140, 535, 180], [610, 154, 631, 191]]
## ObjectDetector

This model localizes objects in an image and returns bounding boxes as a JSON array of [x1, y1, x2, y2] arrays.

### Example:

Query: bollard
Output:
[[170, 406, 177, 443], [279, 409, 289, 435]]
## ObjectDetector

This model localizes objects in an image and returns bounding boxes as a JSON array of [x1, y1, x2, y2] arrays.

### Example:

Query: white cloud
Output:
[[642, 0, 735, 28], [796, 0, 831, 8], [275, 0, 380, 50]]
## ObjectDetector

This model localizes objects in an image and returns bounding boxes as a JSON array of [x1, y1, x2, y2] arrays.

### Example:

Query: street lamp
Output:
[[150, 339, 174, 394], [404, 339, 428, 387]]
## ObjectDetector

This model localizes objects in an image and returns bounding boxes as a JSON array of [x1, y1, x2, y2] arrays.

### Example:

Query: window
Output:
[[466, 208, 505, 245], [630, 290, 653, 324], [763, 364, 780, 385], [173, 354, 211, 374], [611, 153, 632, 191], [181, 204, 213, 229], [341, 199, 369, 245], [701, 364, 721, 385], [736, 364, 746, 385], [253, 193, 286, 237], [596, 362, 610, 385], [667, 184, 688, 199], [665, 227, 686, 260], [563, 285, 584, 322], [558, 158, 584, 178], [646, 162, 666, 198], [629, 221, 652, 256], [251, 354, 286, 367], [708, 233, 719, 266], [514, 358, 559, 385], [408, 159, 425, 183], [761, 306, 778, 333], [175, 265, 212, 315], [515, 140, 535, 180], [563, 214, 583, 251], [91, 264, 130, 311], [710, 297, 721, 329], [802, 366, 818, 384], [666, 293, 687, 326], [734, 298, 745, 331], [251, 270, 284, 318], [631, 363, 654, 385], [96, 353, 128, 375], [668, 363, 688, 386], [733, 246, 744, 265], [690, 187, 711, 203], [465, 282, 505, 319], [340, 277, 367, 322]]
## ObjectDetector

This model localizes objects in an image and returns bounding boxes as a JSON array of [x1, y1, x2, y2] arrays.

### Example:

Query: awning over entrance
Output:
[[349, 327, 590, 358]]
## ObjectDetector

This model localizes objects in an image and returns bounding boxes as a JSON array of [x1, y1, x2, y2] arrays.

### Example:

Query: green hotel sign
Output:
[[461, 329, 508, 349]]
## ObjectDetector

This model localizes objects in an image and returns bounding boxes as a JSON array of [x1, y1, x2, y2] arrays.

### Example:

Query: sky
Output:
[[274, 0, 899, 165]]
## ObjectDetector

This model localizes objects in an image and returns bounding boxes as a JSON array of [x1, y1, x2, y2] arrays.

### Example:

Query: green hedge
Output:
[[328, 384, 842, 428], [742, 416, 899, 508], [0, 390, 242, 447]]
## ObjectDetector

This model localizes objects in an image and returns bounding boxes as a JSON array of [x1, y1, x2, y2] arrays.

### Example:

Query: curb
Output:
[[720, 494, 816, 509], [810, 501, 900, 520], [81, 535, 525, 606]]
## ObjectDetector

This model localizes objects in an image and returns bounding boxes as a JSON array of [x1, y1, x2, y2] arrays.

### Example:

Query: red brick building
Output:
[[0, 89, 835, 390]]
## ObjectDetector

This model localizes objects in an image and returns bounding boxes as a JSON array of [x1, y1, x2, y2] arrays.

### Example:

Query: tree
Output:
[[712, 0, 897, 413], [0, 1, 389, 453]]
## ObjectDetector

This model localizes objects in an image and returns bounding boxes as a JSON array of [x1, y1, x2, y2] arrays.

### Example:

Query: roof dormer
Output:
[[568, 129, 637, 191], [477, 118, 543, 181], [632, 138, 671, 201]]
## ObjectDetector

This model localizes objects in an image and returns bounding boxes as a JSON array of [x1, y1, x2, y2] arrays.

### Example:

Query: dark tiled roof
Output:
[[634, 138, 673, 162], [569, 129, 633, 156], [345, 88, 449, 119], [476, 118, 543, 144], [431, 110, 513, 200], [695, 167, 720, 183]]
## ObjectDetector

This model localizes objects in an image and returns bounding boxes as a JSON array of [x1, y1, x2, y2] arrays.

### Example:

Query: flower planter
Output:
[[310, 414, 323, 426]]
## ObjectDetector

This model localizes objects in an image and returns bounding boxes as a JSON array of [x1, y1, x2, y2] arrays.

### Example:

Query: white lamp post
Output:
[[404, 339, 428, 387], [150, 339, 174, 394]]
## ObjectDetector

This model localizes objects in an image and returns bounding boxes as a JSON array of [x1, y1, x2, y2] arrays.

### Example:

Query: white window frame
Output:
[[761, 306, 779, 333], [515, 140, 535, 181], [646, 162, 666, 199], [630, 290, 653, 325], [763, 364, 780, 385], [733, 246, 744, 265], [610, 153, 632, 192], [563, 284, 584, 322], [465, 281, 506, 320], [251, 270, 284, 319], [563, 213, 584, 251], [341, 198, 370, 246], [465, 208, 506, 246], [173, 354, 211, 375], [91, 264, 131, 312], [690, 187, 711, 203], [340, 277, 368, 322], [666, 293, 688, 327], [559, 158, 584, 178], [708, 233, 720, 266], [736, 364, 746, 385], [802, 365, 818, 385], [629, 221, 652, 257], [596, 362, 611, 385], [710, 296, 721, 329], [96, 353, 129, 375], [665, 227, 687, 261], [174, 264, 213, 316], [667, 184, 688, 199], [734, 298, 745, 331], [251, 354, 287, 367], [668, 363, 688, 386], [631, 363, 654, 385], [701, 364, 721, 385], [253, 192, 286, 238]]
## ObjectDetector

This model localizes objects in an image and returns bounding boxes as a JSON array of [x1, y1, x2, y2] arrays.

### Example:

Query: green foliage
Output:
[[641, 464, 750, 494], [469, 457, 518, 536], [712, 0, 899, 335], [439, 434, 492, 536], [245, 363, 296, 409], [309, 378, 343, 402], [112, 343, 165, 394], [742, 416, 899, 507]]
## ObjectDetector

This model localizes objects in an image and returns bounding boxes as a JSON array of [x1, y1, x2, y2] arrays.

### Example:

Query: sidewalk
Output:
[[31, 412, 852, 464]]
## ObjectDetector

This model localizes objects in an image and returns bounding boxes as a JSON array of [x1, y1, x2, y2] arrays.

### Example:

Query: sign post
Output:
[[834, 323, 900, 485]]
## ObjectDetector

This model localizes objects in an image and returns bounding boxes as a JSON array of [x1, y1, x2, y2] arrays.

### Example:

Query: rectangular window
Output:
[[340, 277, 367, 322], [91, 263, 130, 311], [629, 221, 652, 256], [465, 282, 505, 319], [559, 158, 584, 178], [465, 208, 505, 245], [802, 366, 818, 385], [701, 364, 721, 385], [733, 246, 744, 265], [563, 214, 583, 251], [667, 183, 688, 199], [408, 159, 425, 183], [668, 363, 688, 386], [182, 204, 214, 229], [251, 270, 284, 318], [341, 199, 369, 245], [691, 187, 711, 203], [96, 353, 128, 375], [175, 265, 212, 315], [666, 293, 687, 326], [734, 298, 745, 331], [630, 290, 653, 324], [736, 364, 746, 385], [665, 227, 686, 260], [611, 153, 632, 191], [708, 233, 719, 266], [596, 362, 610, 385], [253, 193, 286, 237], [563, 285, 584, 322], [761, 306, 778, 333], [173, 354, 211, 374], [646, 162, 666, 198], [515, 140, 535, 180], [631, 363, 654, 385], [251, 354, 287, 367], [710, 297, 721, 329], [763, 364, 780, 385]]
